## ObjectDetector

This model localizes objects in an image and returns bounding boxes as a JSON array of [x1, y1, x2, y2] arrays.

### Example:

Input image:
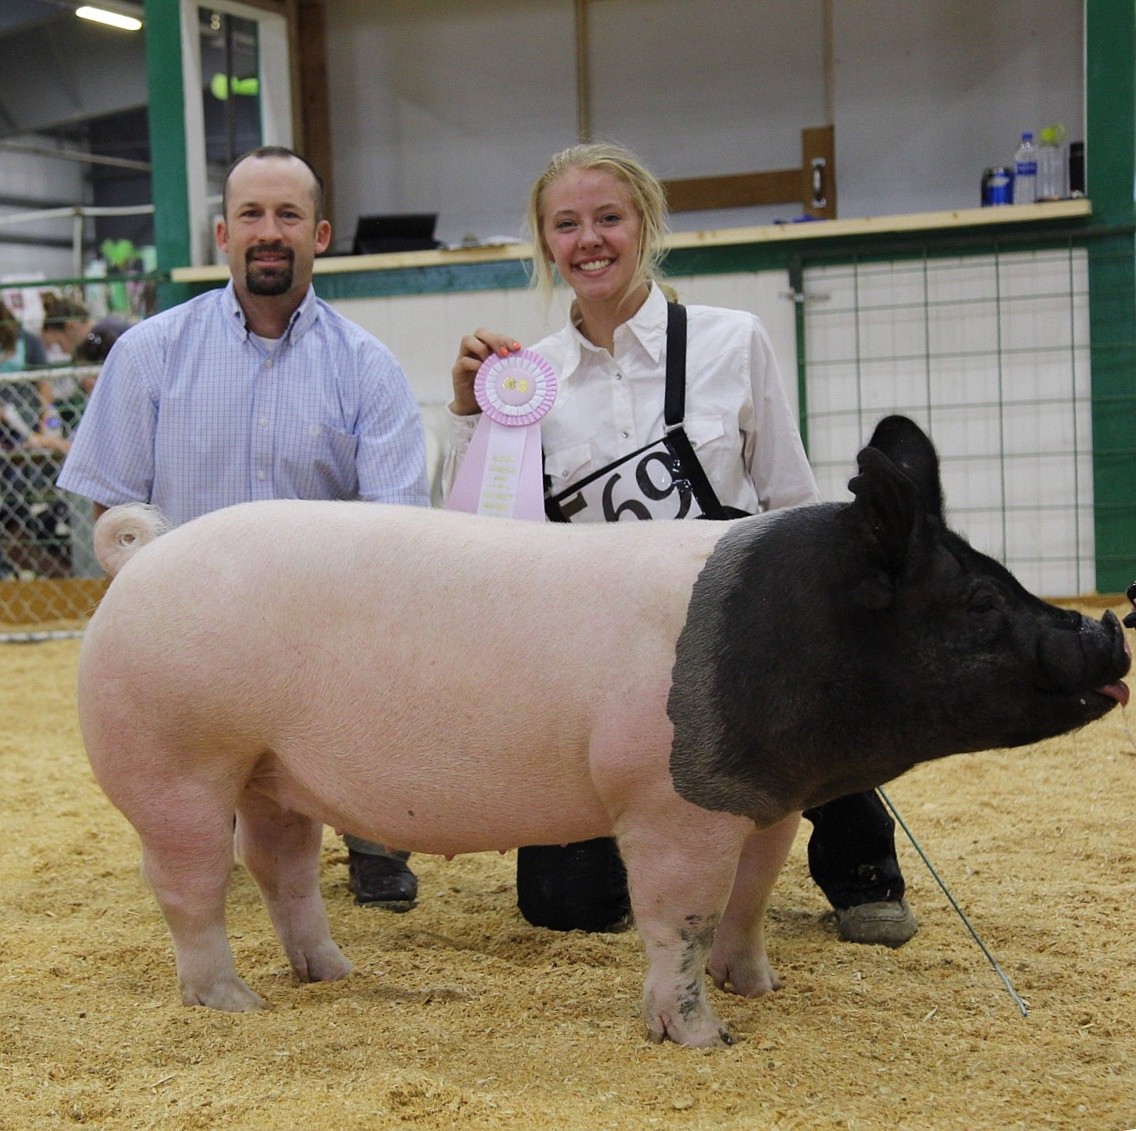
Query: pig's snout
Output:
[[1123, 580, 1136, 628], [1034, 609, 1130, 711], [1090, 610, 1130, 706]]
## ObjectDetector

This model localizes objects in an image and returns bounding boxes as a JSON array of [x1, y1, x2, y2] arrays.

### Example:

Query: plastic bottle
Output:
[[1068, 141, 1085, 196], [1012, 132, 1038, 204], [1036, 124, 1067, 201]]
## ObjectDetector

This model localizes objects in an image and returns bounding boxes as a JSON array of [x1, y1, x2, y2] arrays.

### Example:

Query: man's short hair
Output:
[[221, 146, 326, 222]]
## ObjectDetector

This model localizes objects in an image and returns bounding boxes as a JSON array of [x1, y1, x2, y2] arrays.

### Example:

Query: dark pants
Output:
[[515, 789, 903, 931], [801, 789, 905, 910]]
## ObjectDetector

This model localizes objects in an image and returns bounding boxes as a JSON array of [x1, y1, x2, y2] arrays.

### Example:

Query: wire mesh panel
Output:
[[802, 245, 1094, 597], [0, 274, 152, 639], [0, 364, 104, 639]]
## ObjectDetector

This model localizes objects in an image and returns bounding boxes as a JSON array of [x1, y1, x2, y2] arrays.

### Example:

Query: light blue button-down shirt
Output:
[[58, 281, 429, 527]]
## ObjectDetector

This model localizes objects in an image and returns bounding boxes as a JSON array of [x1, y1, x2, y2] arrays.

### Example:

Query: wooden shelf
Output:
[[170, 199, 1093, 285]]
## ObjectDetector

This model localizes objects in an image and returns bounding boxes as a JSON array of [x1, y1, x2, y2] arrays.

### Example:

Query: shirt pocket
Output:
[[287, 422, 359, 499], [685, 415, 728, 453], [544, 440, 595, 495]]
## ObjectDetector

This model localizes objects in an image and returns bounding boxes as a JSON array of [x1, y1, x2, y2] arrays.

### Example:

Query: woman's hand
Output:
[[450, 329, 521, 415]]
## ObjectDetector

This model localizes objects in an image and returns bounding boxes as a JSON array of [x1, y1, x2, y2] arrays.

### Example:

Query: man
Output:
[[59, 146, 429, 910]]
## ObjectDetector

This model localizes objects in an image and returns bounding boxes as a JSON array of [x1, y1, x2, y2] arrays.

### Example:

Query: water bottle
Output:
[[1068, 141, 1085, 196], [1012, 132, 1038, 204], [1036, 124, 1067, 201]]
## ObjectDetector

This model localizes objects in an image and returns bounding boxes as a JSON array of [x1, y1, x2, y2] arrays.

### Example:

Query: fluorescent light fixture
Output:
[[76, 5, 143, 31]]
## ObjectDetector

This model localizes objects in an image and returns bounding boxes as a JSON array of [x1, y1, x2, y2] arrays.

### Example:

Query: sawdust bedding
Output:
[[1, 610, 1134, 1130]]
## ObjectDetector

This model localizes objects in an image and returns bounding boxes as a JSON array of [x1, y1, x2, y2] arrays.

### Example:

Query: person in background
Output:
[[36, 293, 102, 434], [39, 293, 93, 361], [47, 314, 138, 437], [0, 298, 42, 444], [443, 142, 917, 947], [0, 298, 71, 577], [58, 145, 429, 911]]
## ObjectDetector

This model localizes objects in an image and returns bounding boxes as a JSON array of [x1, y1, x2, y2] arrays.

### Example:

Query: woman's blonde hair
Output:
[[525, 142, 670, 304]]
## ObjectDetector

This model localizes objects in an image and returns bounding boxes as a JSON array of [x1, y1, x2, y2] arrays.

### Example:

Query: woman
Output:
[[37, 293, 99, 434], [39, 293, 93, 361], [444, 142, 915, 946]]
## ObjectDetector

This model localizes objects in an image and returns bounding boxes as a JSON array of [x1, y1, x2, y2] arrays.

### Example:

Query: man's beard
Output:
[[245, 245, 294, 295]]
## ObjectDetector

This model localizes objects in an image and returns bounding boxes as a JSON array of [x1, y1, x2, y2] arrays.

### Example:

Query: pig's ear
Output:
[[864, 415, 945, 522], [847, 446, 926, 609]]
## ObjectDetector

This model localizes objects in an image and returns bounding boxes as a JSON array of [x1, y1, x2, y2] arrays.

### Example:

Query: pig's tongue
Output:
[[1099, 680, 1130, 707]]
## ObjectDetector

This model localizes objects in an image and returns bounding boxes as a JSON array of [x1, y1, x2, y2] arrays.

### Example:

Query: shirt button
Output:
[[620, 430, 629, 439], [258, 417, 268, 427], [256, 469, 267, 481], [615, 371, 623, 380]]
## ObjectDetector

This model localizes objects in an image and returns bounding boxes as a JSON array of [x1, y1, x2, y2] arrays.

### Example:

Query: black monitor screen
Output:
[[352, 213, 440, 254]]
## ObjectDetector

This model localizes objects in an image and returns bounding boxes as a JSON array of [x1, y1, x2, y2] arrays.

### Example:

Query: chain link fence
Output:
[[0, 268, 154, 641], [0, 362, 106, 640]]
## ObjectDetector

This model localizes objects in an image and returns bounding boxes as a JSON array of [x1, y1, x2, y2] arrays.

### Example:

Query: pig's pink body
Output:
[[80, 500, 798, 1047]]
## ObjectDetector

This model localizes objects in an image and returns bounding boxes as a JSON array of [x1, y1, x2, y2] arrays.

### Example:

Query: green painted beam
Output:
[[144, 0, 192, 309], [1085, 0, 1136, 592]]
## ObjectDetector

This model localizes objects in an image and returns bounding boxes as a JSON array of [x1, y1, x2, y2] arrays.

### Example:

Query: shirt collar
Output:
[[622, 281, 669, 363], [221, 279, 319, 344], [566, 280, 669, 367]]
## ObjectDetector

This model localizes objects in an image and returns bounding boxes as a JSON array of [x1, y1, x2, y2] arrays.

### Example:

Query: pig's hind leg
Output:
[[235, 791, 352, 987], [133, 788, 266, 1012]]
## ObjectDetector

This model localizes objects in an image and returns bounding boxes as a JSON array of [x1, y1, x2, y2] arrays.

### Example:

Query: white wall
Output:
[[325, 0, 1083, 245], [836, 3, 1083, 217], [0, 142, 88, 281]]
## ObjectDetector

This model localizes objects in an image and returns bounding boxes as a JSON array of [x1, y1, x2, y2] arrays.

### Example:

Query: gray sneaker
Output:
[[835, 898, 917, 947]]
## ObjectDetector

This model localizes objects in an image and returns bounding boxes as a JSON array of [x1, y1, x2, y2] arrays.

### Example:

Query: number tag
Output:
[[548, 435, 708, 523]]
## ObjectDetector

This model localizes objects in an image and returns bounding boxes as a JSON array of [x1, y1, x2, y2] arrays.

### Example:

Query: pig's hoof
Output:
[[294, 944, 352, 984], [707, 952, 781, 998], [644, 1007, 736, 1048], [181, 978, 266, 1012]]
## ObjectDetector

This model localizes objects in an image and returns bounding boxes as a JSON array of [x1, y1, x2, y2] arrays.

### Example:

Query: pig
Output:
[[77, 415, 1130, 1048]]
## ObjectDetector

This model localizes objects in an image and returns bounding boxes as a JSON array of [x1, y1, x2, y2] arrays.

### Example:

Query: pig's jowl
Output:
[[78, 415, 1129, 1048]]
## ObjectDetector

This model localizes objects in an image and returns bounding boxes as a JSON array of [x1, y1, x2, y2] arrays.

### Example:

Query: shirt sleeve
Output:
[[742, 316, 820, 512], [20, 331, 48, 367], [440, 409, 480, 503], [56, 330, 159, 508], [353, 341, 431, 508]]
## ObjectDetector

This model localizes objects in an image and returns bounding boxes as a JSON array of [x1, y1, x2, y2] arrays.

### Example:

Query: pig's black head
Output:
[[668, 415, 1131, 824]]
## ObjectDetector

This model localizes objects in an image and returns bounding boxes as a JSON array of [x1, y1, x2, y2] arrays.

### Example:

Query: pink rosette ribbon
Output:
[[446, 349, 558, 520]]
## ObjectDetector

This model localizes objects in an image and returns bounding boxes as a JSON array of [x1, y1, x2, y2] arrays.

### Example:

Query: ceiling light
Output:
[[76, 5, 143, 31]]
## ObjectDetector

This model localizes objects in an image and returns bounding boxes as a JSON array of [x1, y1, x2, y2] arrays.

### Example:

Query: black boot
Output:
[[346, 844, 418, 911], [516, 838, 631, 932], [803, 790, 916, 946]]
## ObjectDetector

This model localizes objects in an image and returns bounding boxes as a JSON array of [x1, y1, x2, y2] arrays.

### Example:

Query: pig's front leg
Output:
[[235, 792, 352, 986], [618, 808, 753, 1048], [707, 813, 800, 997]]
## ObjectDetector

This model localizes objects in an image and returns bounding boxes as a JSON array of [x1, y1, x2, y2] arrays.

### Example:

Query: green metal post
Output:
[[1085, 0, 1136, 592], [144, 0, 193, 309]]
